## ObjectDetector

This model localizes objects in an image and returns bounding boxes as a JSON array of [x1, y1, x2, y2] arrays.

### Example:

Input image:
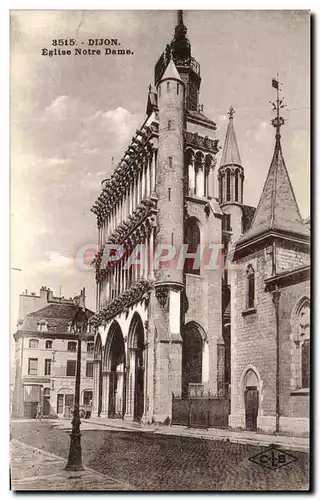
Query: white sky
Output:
[[10, 10, 310, 324]]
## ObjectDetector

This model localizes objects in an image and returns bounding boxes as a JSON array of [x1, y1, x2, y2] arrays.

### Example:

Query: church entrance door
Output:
[[245, 386, 259, 431]]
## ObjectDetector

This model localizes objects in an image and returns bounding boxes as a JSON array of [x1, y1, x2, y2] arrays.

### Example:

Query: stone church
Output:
[[90, 12, 310, 434]]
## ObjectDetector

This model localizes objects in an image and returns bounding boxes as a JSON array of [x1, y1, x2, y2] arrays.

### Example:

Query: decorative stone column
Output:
[[188, 158, 195, 196], [148, 227, 155, 280], [211, 166, 215, 199], [124, 351, 135, 421], [196, 163, 204, 197], [145, 158, 150, 198], [92, 360, 101, 417], [217, 337, 225, 397], [100, 372, 109, 418], [151, 150, 157, 196], [202, 341, 209, 384], [115, 365, 124, 417]]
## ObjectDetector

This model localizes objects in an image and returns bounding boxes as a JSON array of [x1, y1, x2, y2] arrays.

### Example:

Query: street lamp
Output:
[[65, 307, 88, 471]]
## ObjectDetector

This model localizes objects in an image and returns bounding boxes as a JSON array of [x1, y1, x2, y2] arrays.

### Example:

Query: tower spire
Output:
[[238, 80, 309, 244], [227, 105, 235, 120], [220, 106, 241, 168], [174, 9, 187, 37]]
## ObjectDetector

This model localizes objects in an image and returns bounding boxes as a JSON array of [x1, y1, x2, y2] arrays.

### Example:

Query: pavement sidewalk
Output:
[[50, 417, 309, 453], [10, 439, 133, 491]]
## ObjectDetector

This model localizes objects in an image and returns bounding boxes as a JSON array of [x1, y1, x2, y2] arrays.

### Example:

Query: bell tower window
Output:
[[235, 170, 239, 202], [226, 170, 231, 202]]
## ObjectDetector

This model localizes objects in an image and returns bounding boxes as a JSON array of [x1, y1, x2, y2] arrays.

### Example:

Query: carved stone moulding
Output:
[[155, 286, 169, 308], [185, 131, 219, 154], [154, 281, 184, 309]]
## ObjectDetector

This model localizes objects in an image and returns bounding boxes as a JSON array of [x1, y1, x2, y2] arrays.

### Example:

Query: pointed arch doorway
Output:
[[243, 369, 259, 431], [182, 322, 205, 397], [107, 323, 126, 418], [128, 314, 145, 422]]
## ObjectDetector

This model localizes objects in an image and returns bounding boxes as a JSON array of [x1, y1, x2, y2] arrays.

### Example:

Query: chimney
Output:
[[79, 287, 86, 310], [73, 296, 80, 306], [40, 286, 48, 301], [47, 288, 53, 301]]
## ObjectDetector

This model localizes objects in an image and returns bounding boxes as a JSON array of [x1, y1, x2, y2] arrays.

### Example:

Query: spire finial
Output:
[[228, 105, 235, 119], [175, 9, 187, 37], [270, 74, 286, 146]]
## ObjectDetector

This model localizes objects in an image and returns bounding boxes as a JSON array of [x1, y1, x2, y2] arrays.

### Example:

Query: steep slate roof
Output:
[[19, 303, 94, 333], [220, 114, 242, 168], [187, 109, 216, 127], [242, 205, 256, 233], [146, 91, 158, 115], [160, 58, 183, 82], [239, 134, 309, 244]]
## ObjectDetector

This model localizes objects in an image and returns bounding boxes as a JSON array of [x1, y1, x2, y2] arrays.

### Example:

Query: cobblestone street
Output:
[[10, 438, 133, 491], [10, 420, 309, 491]]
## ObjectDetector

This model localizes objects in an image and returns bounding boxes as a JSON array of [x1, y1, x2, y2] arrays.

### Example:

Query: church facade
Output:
[[89, 12, 310, 434]]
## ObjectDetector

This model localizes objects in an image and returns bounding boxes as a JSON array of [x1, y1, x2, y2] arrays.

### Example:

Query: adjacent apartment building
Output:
[[12, 287, 94, 419]]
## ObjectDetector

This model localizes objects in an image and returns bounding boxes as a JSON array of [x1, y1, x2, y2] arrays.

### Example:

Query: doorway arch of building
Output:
[[240, 365, 261, 431], [104, 321, 126, 418], [182, 321, 207, 397], [128, 313, 145, 422]]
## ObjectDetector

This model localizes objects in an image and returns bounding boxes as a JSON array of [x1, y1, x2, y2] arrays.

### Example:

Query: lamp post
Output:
[[65, 304, 88, 471], [65, 331, 84, 471]]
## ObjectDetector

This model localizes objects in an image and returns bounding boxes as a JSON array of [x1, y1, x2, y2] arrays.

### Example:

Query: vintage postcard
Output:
[[10, 10, 310, 491]]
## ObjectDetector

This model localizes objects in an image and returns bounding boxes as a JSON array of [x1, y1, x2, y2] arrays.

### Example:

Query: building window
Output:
[[219, 177, 223, 203], [292, 300, 310, 390], [226, 170, 231, 202], [83, 390, 93, 406], [68, 341, 77, 352], [38, 320, 48, 332], [168, 157, 173, 168], [57, 394, 64, 414], [184, 218, 201, 276], [87, 342, 94, 352], [222, 214, 231, 232], [168, 188, 171, 201], [167, 81, 170, 92], [86, 362, 93, 378], [168, 120, 172, 130], [43, 388, 50, 413], [29, 339, 38, 349], [28, 358, 38, 375], [235, 170, 239, 202], [177, 83, 179, 95], [45, 340, 53, 349], [45, 359, 52, 376], [246, 265, 255, 309], [66, 361, 76, 376]]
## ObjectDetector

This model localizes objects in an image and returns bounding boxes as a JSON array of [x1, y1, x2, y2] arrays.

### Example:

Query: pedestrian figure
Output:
[[36, 401, 42, 422]]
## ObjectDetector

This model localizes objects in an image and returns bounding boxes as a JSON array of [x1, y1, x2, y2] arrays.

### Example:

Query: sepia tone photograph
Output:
[[10, 9, 310, 491]]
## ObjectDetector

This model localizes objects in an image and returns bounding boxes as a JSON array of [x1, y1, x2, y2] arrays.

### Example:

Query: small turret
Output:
[[156, 58, 185, 285], [218, 106, 245, 241]]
